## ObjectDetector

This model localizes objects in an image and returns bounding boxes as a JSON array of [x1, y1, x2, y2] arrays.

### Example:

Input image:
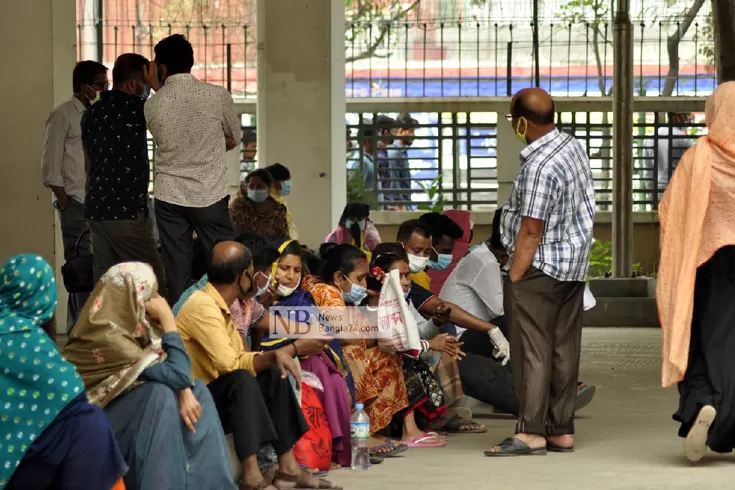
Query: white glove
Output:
[[488, 327, 511, 366]]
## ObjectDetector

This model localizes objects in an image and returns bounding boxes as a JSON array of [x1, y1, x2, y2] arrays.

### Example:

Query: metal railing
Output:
[[77, 17, 714, 99], [143, 98, 705, 212], [342, 97, 706, 211]]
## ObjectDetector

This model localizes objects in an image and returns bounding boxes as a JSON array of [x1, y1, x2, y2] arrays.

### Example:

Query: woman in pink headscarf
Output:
[[658, 81, 735, 462]]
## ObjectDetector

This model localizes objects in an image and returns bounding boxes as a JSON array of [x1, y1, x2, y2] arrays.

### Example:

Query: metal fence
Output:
[[141, 99, 705, 212], [78, 17, 714, 99], [340, 98, 706, 211]]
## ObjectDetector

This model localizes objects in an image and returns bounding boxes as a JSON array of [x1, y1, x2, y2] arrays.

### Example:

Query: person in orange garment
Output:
[[659, 81, 735, 463]]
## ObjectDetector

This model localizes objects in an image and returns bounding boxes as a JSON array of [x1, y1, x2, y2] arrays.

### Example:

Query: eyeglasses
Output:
[[89, 81, 110, 90]]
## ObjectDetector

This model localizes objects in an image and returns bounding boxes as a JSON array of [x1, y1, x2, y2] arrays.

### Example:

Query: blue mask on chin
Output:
[[345, 219, 366, 232], [342, 276, 368, 304], [248, 189, 269, 203], [428, 253, 453, 271], [279, 180, 292, 197]]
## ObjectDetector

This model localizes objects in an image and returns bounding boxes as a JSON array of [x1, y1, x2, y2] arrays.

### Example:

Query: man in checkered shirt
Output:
[[486, 88, 595, 457]]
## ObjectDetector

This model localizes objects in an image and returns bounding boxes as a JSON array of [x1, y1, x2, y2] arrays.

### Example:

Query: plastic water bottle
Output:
[[350, 403, 370, 471]]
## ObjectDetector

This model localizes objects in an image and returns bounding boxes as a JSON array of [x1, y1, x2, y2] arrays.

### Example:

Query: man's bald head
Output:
[[511, 87, 555, 125], [207, 240, 253, 285]]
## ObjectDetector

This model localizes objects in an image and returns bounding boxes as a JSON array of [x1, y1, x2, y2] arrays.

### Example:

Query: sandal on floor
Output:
[[401, 433, 448, 448], [546, 441, 575, 453], [239, 480, 278, 490], [484, 438, 547, 457], [370, 456, 384, 465], [369, 440, 408, 458], [443, 414, 488, 434], [685, 405, 716, 463], [576, 382, 597, 412], [273, 470, 342, 489]]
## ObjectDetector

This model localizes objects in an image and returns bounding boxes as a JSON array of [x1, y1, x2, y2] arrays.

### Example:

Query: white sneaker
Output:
[[685, 405, 716, 462]]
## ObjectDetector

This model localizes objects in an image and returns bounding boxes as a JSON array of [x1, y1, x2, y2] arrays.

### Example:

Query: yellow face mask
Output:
[[515, 116, 528, 145]]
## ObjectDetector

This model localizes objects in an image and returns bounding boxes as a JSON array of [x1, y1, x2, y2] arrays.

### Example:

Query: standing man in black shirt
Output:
[[82, 53, 167, 295]]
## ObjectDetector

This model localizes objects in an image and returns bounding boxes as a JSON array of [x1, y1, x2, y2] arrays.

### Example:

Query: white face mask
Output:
[[277, 278, 301, 298], [89, 90, 102, 105], [407, 254, 430, 273]]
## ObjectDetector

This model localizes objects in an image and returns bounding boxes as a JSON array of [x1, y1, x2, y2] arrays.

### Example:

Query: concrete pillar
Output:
[[0, 0, 76, 330], [496, 111, 526, 207], [256, 0, 346, 248], [612, 0, 634, 277]]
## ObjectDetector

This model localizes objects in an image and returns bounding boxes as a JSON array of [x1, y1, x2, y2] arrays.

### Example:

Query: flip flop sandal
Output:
[[546, 441, 575, 453], [370, 456, 384, 465], [401, 433, 448, 448], [369, 440, 408, 458], [685, 405, 716, 462], [442, 414, 488, 434], [239, 480, 278, 490], [575, 383, 597, 411], [484, 438, 547, 457], [273, 471, 342, 490]]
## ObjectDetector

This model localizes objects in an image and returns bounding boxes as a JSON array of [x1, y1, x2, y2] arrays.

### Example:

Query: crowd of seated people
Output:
[[18, 30, 605, 490]]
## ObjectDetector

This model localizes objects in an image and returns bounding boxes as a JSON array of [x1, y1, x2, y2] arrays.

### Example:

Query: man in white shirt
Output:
[[145, 34, 241, 303], [439, 210, 509, 344], [41, 60, 109, 331]]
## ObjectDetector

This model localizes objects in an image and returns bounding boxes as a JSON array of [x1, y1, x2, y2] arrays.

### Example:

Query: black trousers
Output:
[[459, 316, 509, 358], [207, 368, 308, 461], [154, 197, 235, 304], [675, 246, 735, 453]]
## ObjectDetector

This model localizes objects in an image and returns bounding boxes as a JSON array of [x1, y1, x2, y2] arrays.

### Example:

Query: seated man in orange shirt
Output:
[[176, 241, 339, 490]]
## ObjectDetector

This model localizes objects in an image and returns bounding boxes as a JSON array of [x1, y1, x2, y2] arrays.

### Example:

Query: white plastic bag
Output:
[[583, 284, 596, 311], [377, 269, 422, 357]]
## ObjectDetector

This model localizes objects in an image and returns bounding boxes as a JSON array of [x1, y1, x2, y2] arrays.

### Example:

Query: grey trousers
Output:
[[57, 199, 91, 332], [154, 197, 235, 305], [88, 211, 167, 298], [505, 266, 584, 436]]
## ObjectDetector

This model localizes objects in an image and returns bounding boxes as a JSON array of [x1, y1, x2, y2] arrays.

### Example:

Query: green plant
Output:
[[589, 239, 648, 277], [346, 170, 379, 209], [416, 175, 444, 213], [589, 239, 612, 278]]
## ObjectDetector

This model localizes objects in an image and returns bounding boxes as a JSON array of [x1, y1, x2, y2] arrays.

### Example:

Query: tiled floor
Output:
[[328, 328, 735, 490]]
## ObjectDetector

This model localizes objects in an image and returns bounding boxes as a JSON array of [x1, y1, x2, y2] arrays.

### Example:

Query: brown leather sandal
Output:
[[273, 470, 342, 489]]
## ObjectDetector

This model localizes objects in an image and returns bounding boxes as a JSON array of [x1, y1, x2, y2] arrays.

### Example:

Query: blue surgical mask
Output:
[[341, 275, 368, 304], [279, 180, 292, 197], [345, 219, 366, 232], [248, 189, 269, 203], [255, 272, 271, 297], [428, 253, 453, 271]]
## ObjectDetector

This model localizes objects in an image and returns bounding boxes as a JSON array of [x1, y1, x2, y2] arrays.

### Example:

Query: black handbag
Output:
[[61, 229, 94, 293]]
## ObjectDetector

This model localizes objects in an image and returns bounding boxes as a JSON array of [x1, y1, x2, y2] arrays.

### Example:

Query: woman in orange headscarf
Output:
[[658, 82, 735, 462]]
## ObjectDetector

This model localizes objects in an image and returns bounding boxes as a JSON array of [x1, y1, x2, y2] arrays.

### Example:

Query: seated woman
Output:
[[0, 254, 127, 490], [309, 243, 447, 451], [365, 249, 485, 434], [230, 168, 289, 241], [260, 239, 354, 468], [62, 263, 237, 490], [324, 202, 381, 260]]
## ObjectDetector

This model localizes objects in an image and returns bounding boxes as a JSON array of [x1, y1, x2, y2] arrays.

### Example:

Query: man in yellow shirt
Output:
[[176, 241, 338, 490]]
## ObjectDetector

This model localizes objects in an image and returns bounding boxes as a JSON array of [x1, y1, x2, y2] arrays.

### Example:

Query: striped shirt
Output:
[[501, 128, 596, 282]]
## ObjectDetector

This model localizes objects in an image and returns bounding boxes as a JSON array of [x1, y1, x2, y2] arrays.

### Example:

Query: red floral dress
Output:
[[308, 279, 409, 434]]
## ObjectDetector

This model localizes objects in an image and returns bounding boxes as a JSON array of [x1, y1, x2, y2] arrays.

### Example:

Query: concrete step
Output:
[[588, 277, 655, 298], [583, 297, 659, 327]]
